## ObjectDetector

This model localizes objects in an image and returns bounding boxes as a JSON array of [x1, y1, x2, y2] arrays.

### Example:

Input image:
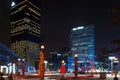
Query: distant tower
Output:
[[70, 25, 95, 62], [10, 0, 41, 67]]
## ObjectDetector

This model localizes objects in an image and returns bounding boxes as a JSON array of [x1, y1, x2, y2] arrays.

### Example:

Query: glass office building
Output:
[[10, 0, 41, 67], [70, 25, 95, 61], [68, 25, 95, 72]]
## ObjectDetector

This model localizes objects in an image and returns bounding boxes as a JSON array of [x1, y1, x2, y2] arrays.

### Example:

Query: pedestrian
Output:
[[60, 65, 66, 80]]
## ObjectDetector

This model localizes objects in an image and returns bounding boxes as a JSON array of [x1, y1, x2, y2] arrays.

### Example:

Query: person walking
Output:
[[60, 64, 66, 80]]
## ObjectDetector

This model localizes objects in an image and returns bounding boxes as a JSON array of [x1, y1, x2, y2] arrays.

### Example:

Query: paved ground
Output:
[[3, 73, 120, 80]]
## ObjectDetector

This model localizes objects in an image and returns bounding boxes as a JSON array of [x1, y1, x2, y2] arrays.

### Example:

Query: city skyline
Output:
[[0, 0, 120, 54]]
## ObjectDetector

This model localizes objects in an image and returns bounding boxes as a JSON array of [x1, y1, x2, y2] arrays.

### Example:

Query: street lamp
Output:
[[74, 54, 78, 78], [22, 59, 25, 76], [17, 58, 21, 72], [39, 45, 45, 80], [113, 57, 119, 80], [62, 60, 65, 65], [109, 56, 115, 73], [41, 45, 45, 49]]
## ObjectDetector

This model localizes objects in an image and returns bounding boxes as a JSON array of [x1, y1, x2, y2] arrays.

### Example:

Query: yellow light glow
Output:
[[74, 54, 78, 57], [62, 60, 65, 64], [41, 45, 45, 49]]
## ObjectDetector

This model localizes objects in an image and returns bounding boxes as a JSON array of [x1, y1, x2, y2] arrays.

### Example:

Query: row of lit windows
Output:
[[32, 14, 40, 20], [71, 34, 93, 39], [10, 31, 24, 37], [72, 42, 92, 46], [26, 0, 40, 11], [16, 21, 25, 26], [28, 31, 40, 37], [11, 0, 40, 12], [30, 19, 40, 27], [11, 25, 27, 33], [71, 37, 93, 42], [24, 12, 40, 20], [11, 24, 40, 34], [11, 5, 28, 15], [11, 19, 24, 25], [10, 30, 40, 38], [11, 18, 40, 28], [28, 7, 40, 16], [11, 6, 40, 22], [71, 46, 92, 52], [24, 18, 30, 23], [25, 12, 30, 16], [27, 24, 40, 34]]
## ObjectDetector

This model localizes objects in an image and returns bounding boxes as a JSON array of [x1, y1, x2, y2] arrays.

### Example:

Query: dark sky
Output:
[[0, 0, 10, 47], [0, 0, 120, 54], [40, 0, 120, 53]]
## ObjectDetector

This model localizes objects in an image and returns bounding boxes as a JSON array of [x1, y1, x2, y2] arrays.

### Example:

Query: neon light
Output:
[[72, 26, 84, 31]]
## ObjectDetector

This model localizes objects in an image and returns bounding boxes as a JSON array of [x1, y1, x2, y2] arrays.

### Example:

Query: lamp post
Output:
[[22, 59, 25, 76], [109, 56, 115, 73], [17, 58, 21, 73], [74, 54, 78, 78], [62, 60, 65, 65], [39, 45, 45, 80], [114, 57, 119, 80]]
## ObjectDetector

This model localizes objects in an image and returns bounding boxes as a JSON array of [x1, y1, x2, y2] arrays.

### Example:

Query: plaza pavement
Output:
[[3, 73, 120, 80]]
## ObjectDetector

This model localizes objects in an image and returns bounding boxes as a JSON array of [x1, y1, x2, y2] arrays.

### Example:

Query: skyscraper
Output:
[[10, 0, 41, 67], [70, 25, 95, 62]]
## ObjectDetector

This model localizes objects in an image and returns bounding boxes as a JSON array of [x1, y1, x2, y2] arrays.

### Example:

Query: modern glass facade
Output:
[[70, 25, 95, 62], [10, 0, 41, 67]]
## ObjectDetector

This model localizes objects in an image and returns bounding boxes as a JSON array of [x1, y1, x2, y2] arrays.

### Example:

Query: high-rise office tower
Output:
[[70, 25, 95, 62], [10, 0, 41, 67]]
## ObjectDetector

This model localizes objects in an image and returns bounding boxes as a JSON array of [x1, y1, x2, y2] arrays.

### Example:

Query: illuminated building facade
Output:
[[68, 25, 95, 72], [70, 25, 95, 62], [10, 0, 41, 67]]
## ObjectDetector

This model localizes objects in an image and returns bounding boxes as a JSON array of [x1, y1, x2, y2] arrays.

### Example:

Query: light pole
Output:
[[113, 57, 119, 80], [74, 54, 78, 78], [17, 58, 21, 73], [39, 45, 45, 80], [108, 56, 115, 73], [62, 60, 65, 65], [22, 59, 25, 76]]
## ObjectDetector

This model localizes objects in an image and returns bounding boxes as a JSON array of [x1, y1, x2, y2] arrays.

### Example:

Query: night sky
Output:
[[0, 0, 120, 54]]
